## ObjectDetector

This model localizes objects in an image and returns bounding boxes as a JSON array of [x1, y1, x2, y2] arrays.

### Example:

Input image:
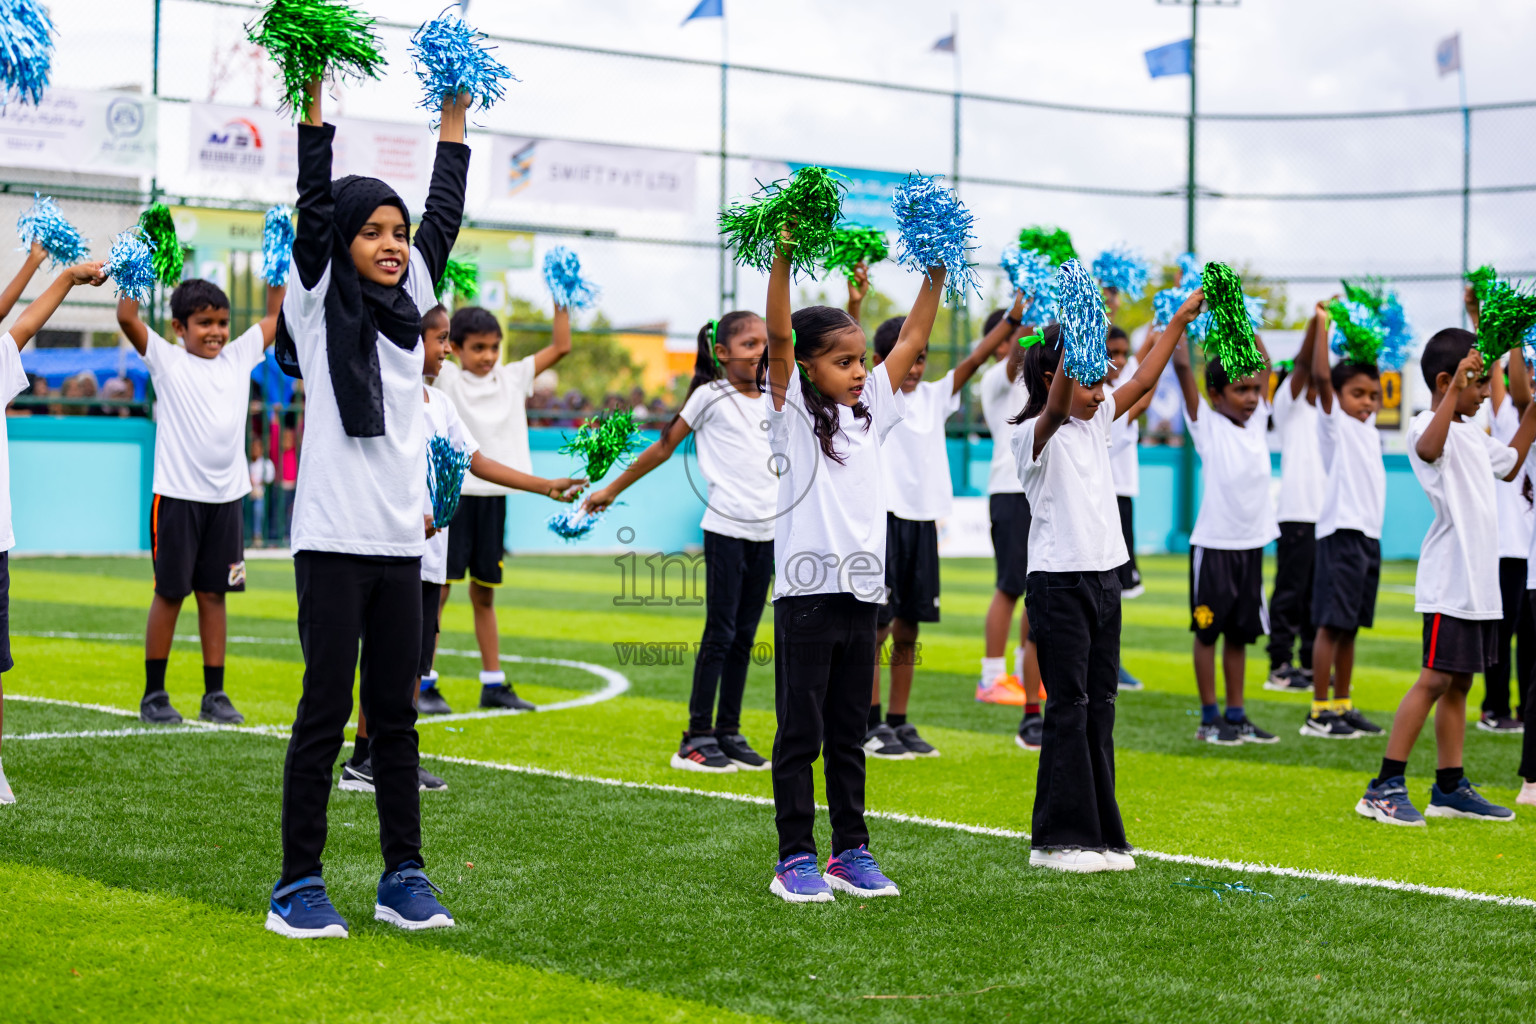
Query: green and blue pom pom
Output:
[[427, 433, 474, 528], [136, 203, 185, 287], [1091, 246, 1150, 301], [409, 11, 515, 119], [434, 255, 479, 303], [1017, 225, 1077, 267], [1328, 277, 1412, 370], [719, 166, 847, 279], [1054, 259, 1110, 384], [262, 205, 294, 286], [1200, 261, 1266, 381], [1153, 253, 1212, 339], [246, 0, 387, 119], [999, 247, 1056, 325], [0, 0, 56, 106], [543, 246, 597, 310], [105, 230, 156, 304], [547, 506, 604, 542], [1467, 265, 1536, 365], [16, 193, 88, 266], [890, 173, 979, 305], [1328, 299, 1386, 367], [825, 224, 888, 281], [559, 408, 641, 482]]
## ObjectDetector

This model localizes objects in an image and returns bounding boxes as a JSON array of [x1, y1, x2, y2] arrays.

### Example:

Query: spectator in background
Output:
[[274, 416, 299, 544], [629, 386, 648, 419], [7, 375, 39, 417], [248, 436, 275, 549], [59, 371, 98, 416], [100, 376, 134, 417]]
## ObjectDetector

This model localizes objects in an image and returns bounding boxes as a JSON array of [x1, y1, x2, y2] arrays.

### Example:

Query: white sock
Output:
[[1015, 646, 1028, 682], [0, 758, 12, 805], [421, 670, 439, 687], [981, 657, 1005, 685], [479, 670, 506, 687]]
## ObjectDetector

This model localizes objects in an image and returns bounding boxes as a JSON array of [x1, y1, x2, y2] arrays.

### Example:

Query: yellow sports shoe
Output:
[[976, 674, 1028, 706]]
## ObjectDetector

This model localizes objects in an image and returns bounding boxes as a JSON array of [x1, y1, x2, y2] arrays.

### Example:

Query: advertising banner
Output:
[[490, 135, 696, 212], [0, 88, 156, 175]]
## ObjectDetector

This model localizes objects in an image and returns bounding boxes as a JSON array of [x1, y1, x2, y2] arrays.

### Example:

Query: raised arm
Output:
[[1313, 304, 1335, 414], [881, 267, 946, 392], [952, 288, 1024, 394], [1253, 331, 1273, 401], [0, 243, 47, 323], [258, 283, 286, 347], [411, 93, 472, 285], [1415, 349, 1482, 464], [116, 297, 150, 356], [11, 262, 106, 351], [1290, 306, 1323, 400], [1465, 284, 1481, 332], [1030, 346, 1074, 459], [293, 79, 335, 292], [1511, 348, 1532, 414], [468, 450, 584, 500], [1115, 288, 1204, 418], [1504, 398, 1536, 481], [533, 305, 572, 376], [1170, 328, 1201, 422], [765, 246, 794, 411], [845, 262, 868, 323], [583, 416, 693, 513]]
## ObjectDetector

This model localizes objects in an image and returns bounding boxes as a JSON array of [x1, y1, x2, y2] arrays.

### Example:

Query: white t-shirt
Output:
[[980, 360, 1027, 495], [1491, 399, 1535, 560], [1010, 394, 1129, 573], [1271, 381, 1324, 524], [1316, 404, 1386, 540], [284, 250, 431, 558], [880, 370, 959, 521], [1106, 357, 1139, 498], [142, 323, 266, 505], [435, 354, 537, 496], [0, 336, 30, 551], [1407, 408, 1517, 619], [767, 362, 904, 602], [249, 457, 275, 491], [422, 384, 480, 584], [1185, 396, 1280, 551], [676, 378, 778, 543]]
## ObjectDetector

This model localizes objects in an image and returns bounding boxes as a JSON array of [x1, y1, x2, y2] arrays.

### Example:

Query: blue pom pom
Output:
[[1054, 259, 1110, 384], [16, 193, 87, 266], [1378, 293, 1413, 370], [1091, 246, 1150, 301], [1153, 253, 1214, 340], [105, 230, 156, 304], [999, 247, 1056, 325], [262, 205, 295, 287], [427, 433, 474, 527], [409, 11, 516, 119], [890, 173, 980, 304], [547, 506, 603, 542], [543, 246, 598, 310], [0, 0, 55, 107], [1175, 252, 1201, 286]]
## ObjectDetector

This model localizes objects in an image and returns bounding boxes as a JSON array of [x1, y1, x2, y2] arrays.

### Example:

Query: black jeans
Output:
[[771, 592, 877, 860], [281, 551, 423, 885], [1025, 569, 1128, 852], [691, 531, 774, 735], [1267, 520, 1316, 671], [1484, 557, 1533, 718]]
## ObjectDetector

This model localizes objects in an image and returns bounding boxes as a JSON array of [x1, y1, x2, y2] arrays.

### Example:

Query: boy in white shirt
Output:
[[1171, 338, 1280, 746], [433, 304, 572, 710], [866, 309, 1011, 759], [1358, 329, 1536, 825], [118, 278, 284, 726]]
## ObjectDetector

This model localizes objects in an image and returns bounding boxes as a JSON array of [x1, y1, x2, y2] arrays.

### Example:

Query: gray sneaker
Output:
[[862, 723, 914, 760], [1196, 719, 1243, 746], [1015, 715, 1043, 751], [892, 722, 939, 757], [417, 765, 448, 792], [1356, 775, 1426, 827], [140, 691, 184, 724], [200, 690, 245, 725]]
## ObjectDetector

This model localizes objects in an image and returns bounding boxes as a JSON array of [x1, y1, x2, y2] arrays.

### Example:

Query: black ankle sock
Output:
[[1377, 758, 1408, 784], [868, 703, 882, 729], [203, 665, 225, 695], [887, 712, 907, 728], [1435, 766, 1464, 793], [144, 658, 168, 698], [351, 733, 370, 766]]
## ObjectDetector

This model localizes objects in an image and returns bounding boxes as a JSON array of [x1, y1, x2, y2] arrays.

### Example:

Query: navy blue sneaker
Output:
[[265, 876, 349, 939], [1426, 778, 1516, 822], [769, 852, 833, 903], [375, 863, 455, 930], [824, 844, 900, 897], [1354, 775, 1426, 827]]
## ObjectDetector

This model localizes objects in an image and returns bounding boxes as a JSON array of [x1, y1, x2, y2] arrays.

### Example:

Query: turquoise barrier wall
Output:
[[10, 416, 155, 554]]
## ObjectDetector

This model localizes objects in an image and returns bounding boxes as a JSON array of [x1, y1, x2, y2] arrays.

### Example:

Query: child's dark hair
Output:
[[873, 316, 905, 359], [170, 279, 229, 324], [1420, 327, 1476, 388], [448, 306, 501, 345], [670, 310, 760, 430], [1006, 324, 1064, 425], [757, 305, 868, 464], [421, 304, 448, 332], [1205, 356, 1232, 394], [1331, 360, 1380, 391], [1107, 325, 1129, 345], [982, 308, 1007, 336]]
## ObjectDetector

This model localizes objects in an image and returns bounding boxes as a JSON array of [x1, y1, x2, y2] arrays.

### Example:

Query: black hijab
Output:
[[276, 175, 422, 438]]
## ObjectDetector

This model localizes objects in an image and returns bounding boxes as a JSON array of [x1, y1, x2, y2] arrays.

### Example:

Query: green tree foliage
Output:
[[499, 297, 645, 404]]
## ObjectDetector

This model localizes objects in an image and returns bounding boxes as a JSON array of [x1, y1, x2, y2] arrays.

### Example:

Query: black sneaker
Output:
[[339, 758, 375, 792], [669, 733, 736, 773], [1300, 711, 1358, 739], [716, 733, 771, 771], [892, 722, 939, 756], [1196, 720, 1243, 745], [1476, 713, 1524, 735], [1339, 707, 1384, 735], [862, 722, 914, 760], [1263, 665, 1312, 693], [199, 690, 245, 725], [417, 765, 448, 792], [1231, 715, 1278, 744], [418, 686, 453, 716], [480, 684, 535, 711], [1015, 715, 1043, 751], [139, 691, 184, 724]]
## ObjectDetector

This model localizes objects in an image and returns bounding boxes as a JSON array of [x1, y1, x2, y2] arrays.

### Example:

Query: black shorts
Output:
[[419, 579, 441, 677], [0, 551, 11, 674], [1312, 529, 1380, 634], [151, 495, 246, 601], [1422, 612, 1499, 675], [879, 514, 941, 627], [446, 494, 506, 586], [990, 493, 1032, 598], [1189, 546, 1267, 646]]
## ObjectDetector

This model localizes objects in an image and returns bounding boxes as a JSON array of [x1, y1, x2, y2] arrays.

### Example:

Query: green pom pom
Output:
[[1472, 270, 1536, 364], [559, 408, 643, 481], [1340, 277, 1386, 313], [434, 256, 479, 303], [1327, 299, 1385, 367], [718, 166, 847, 278], [247, 0, 387, 119], [824, 224, 889, 281], [1200, 262, 1266, 380], [1467, 264, 1500, 304], [1017, 225, 1077, 267], [136, 203, 186, 287]]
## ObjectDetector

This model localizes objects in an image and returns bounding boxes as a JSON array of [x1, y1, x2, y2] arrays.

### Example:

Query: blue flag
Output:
[[681, 0, 722, 24], [1144, 39, 1192, 78], [931, 34, 955, 54]]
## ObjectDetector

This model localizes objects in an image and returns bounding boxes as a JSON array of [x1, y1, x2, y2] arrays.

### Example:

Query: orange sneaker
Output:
[[976, 674, 1027, 706]]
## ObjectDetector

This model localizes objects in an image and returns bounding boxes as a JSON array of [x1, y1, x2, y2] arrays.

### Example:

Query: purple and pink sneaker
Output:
[[770, 852, 834, 903], [824, 845, 900, 897]]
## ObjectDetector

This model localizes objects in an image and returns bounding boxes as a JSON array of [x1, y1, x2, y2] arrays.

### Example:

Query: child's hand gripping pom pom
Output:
[[547, 506, 605, 542], [891, 173, 980, 305], [559, 408, 642, 482], [1000, 247, 1057, 325], [1198, 261, 1266, 380], [1091, 246, 1151, 301], [435, 256, 479, 302], [262, 205, 295, 287], [104, 230, 157, 304], [246, 0, 387, 120], [16, 193, 88, 266], [1054, 259, 1110, 384], [427, 433, 474, 528], [0, 0, 56, 107], [825, 225, 889, 281], [718, 166, 847, 279], [542, 247, 597, 310], [409, 11, 515, 121], [1017, 225, 1078, 268]]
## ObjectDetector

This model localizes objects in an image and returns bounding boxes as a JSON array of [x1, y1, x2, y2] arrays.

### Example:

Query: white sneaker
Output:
[[1518, 781, 1536, 807], [1029, 848, 1109, 873], [1102, 850, 1137, 871], [0, 763, 12, 805]]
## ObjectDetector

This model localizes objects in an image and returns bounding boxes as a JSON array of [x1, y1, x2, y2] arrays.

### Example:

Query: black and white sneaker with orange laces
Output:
[[670, 733, 737, 773]]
